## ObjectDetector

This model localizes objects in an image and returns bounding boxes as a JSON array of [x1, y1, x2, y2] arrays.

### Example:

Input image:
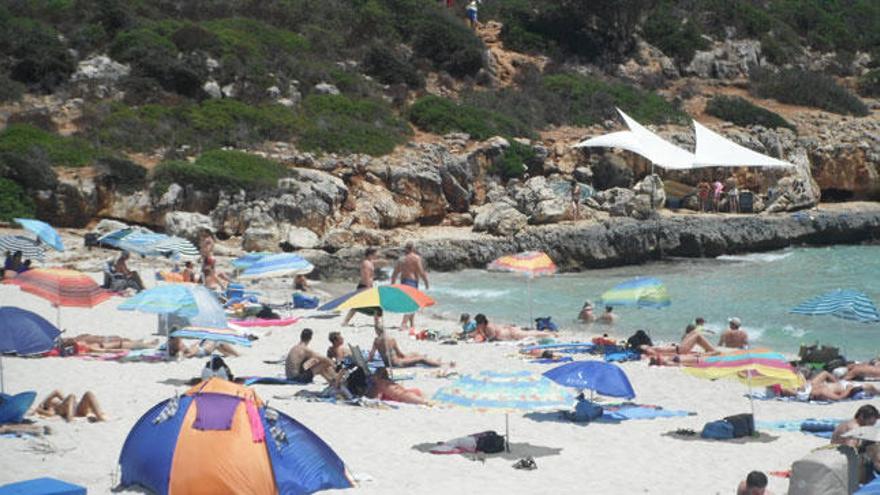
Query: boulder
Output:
[[203, 80, 222, 99], [472, 202, 528, 236], [71, 55, 130, 82], [242, 226, 279, 252], [514, 176, 569, 224], [632, 174, 666, 209], [281, 226, 320, 250], [165, 211, 214, 240], [765, 176, 818, 213], [685, 39, 763, 80], [387, 161, 447, 223], [322, 228, 356, 253], [591, 154, 634, 190], [314, 82, 340, 95], [593, 188, 636, 217]]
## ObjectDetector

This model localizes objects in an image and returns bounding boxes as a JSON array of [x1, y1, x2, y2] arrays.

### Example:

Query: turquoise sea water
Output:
[[425, 245, 880, 360]]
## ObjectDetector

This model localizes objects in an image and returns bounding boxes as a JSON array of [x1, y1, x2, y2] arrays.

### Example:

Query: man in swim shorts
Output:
[[391, 241, 430, 332], [285, 328, 338, 385]]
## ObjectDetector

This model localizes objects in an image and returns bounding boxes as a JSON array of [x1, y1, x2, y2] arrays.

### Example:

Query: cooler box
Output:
[[0, 478, 86, 495], [788, 446, 859, 495]]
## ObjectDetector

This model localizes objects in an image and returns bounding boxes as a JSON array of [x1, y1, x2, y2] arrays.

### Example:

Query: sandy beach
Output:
[[1, 235, 878, 494]]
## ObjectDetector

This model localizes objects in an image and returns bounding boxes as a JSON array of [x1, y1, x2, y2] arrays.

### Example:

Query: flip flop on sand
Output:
[[512, 457, 537, 470]]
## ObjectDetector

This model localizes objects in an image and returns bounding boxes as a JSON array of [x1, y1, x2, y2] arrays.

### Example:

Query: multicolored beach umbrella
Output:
[[599, 277, 671, 309], [151, 236, 200, 259], [544, 361, 636, 399], [319, 284, 435, 314], [14, 218, 64, 252], [119, 378, 353, 495], [790, 289, 880, 324], [240, 253, 314, 280], [170, 326, 251, 347], [487, 251, 557, 325], [0, 235, 46, 261], [433, 370, 574, 451], [683, 348, 802, 425], [5, 268, 112, 328], [488, 251, 557, 277]]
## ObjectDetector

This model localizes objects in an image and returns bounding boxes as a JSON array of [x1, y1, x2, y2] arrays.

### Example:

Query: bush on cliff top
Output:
[[0, 124, 97, 167], [705, 96, 796, 131], [152, 149, 288, 193], [858, 69, 880, 98], [408, 95, 534, 140], [0, 177, 36, 222], [750, 68, 869, 117]]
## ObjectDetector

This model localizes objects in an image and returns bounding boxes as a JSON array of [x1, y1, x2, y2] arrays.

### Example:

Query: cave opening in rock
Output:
[[820, 188, 854, 202]]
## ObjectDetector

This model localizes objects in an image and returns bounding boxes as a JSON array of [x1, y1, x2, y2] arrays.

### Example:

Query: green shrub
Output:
[[0, 124, 96, 167], [363, 44, 424, 88], [0, 16, 75, 92], [492, 141, 535, 179], [0, 149, 58, 190], [297, 94, 411, 156], [643, 9, 708, 64], [152, 149, 288, 193], [705, 96, 795, 131], [750, 68, 869, 116], [0, 177, 36, 222], [411, 11, 484, 77], [94, 156, 147, 193], [858, 69, 880, 97], [0, 74, 25, 103], [408, 95, 534, 140]]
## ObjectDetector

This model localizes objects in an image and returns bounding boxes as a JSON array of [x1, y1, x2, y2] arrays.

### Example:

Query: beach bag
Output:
[[823, 357, 847, 372], [723, 413, 754, 438], [201, 356, 234, 382], [534, 317, 558, 331], [293, 293, 319, 309], [475, 431, 506, 453], [788, 446, 859, 495], [700, 420, 734, 440], [626, 330, 653, 352]]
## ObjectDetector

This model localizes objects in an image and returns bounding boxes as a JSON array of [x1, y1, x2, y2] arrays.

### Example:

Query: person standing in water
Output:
[[343, 248, 381, 327], [391, 242, 430, 332]]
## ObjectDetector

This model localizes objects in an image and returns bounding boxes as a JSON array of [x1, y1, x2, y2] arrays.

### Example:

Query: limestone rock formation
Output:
[[472, 202, 528, 236], [165, 212, 214, 241]]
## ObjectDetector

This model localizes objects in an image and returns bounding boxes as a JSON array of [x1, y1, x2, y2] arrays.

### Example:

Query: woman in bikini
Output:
[[367, 324, 445, 368], [642, 324, 718, 365], [473, 314, 554, 342], [35, 390, 106, 422], [367, 367, 430, 405]]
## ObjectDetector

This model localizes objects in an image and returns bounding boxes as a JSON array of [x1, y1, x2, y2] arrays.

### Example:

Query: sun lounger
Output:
[[0, 477, 86, 495]]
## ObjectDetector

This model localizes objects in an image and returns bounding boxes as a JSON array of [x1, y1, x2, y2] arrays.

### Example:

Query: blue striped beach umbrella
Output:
[[231, 252, 271, 270], [790, 289, 880, 324], [600, 277, 671, 309], [14, 218, 64, 251], [433, 371, 574, 451], [239, 253, 314, 279], [170, 326, 251, 347], [118, 284, 227, 328], [117, 231, 172, 257], [0, 235, 46, 261], [151, 236, 199, 258]]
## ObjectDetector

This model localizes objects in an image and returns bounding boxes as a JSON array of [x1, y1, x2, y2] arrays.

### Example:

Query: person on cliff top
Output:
[[391, 241, 430, 332], [343, 248, 381, 327]]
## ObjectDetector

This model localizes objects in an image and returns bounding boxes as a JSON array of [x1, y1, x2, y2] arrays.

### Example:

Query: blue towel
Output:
[[604, 350, 640, 363], [529, 357, 574, 364], [856, 475, 880, 494], [596, 404, 693, 422], [756, 418, 843, 438], [241, 377, 306, 386], [521, 343, 595, 354]]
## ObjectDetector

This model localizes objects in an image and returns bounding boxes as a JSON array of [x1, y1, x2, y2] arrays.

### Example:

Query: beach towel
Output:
[[749, 389, 876, 404], [530, 357, 574, 364], [755, 418, 843, 439], [240, 377, 308, 386], [599, 404, 694, 421], [229, 317, 300, 328], [604, 350, 640, 363], [521, 343, 595, 354], [0, 477, 86, 495], [856, 476, 880, 494]]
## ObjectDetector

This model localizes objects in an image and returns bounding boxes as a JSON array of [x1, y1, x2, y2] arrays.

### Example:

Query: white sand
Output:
[[1, 238, 877, 494]]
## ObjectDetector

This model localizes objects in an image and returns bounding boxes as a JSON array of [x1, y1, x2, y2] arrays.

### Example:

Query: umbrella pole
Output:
[[56, 305, 61, 330], [747, 371, 757, 432], [505, 412, 510, 452]]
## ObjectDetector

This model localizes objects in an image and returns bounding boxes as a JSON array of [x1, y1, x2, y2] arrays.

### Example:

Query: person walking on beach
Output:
[[831, 404, 879, 448], [736, 471, 769, 495], [718, 317, 748, 349], [391, 242, 429, 332], [343, 248, 380, 327], [466, 1, 478, 29]]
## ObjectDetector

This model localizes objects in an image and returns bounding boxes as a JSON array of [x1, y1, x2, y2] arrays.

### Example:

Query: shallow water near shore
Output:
[[427, 245, 880, 360]]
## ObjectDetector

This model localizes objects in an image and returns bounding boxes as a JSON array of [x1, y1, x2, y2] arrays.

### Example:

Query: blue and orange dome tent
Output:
[[118, 378, 353, 495]]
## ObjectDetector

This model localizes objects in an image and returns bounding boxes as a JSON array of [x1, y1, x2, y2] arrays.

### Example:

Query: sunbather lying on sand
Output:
[[368, 323, 448, 368], [168, 336, 239, 359], [64, 335, 158, 352], [842, 362, 880, 381], [367, 367, 430, 405], [35, 390, 106, 422], [781, 371, 879, 401], [473, 314, 554, 342], [643, 325, 717, 364]]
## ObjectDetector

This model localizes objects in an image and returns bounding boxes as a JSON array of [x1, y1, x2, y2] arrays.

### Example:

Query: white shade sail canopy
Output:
[[575, 108, 696, 170], [691, 120, 794, 168]]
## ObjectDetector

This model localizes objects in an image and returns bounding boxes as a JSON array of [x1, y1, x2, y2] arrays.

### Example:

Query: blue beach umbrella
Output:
[[790, 289, 880, 324], [231, 252, 271, 270], [239, 253, 314, 280], [0, 307, 61, 392], [118, 284, 227, 329], [433, 370, 574, 450], [600, 277, 671, 309], [170, 326, 251, 347], [543, 361, 636, 400], [14, 218, 64, 252]]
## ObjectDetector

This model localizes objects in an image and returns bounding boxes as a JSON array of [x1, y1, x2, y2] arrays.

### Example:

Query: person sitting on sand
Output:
[[181, 261, 196, 283], [168, 336, 239, 359], [578, 301, 595, 323], [368, 323, 445, 368], [114, 251, 144, 292], [642, 325, 716, 366], [327, 331, 351, 364], [831, 405, 879, 448], [782, 370, 879, 402], [35, 390, 106, 422], [842, 361, 880, 381], [472, 314, 554, 342], [286, 328, 339, 385], [598, 306, 616, 324], [718, 317, 748, 349], [367, 367, 430, 405], [201, 265, 226, 292], [294, 274, 310, 292], [736, 471, 769, 495]]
